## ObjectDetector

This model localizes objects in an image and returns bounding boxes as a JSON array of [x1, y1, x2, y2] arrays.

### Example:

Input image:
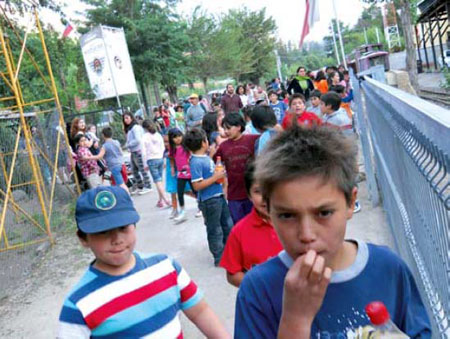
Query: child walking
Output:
[[142, 120, 171, 208], [101, 127, 129, 194], [164, 133, 181, 219], [234, 125, 431, 338], [57, 186, 230, 338], [214, 113, 259, 224], [281, 93, 322, 129], [168, 128, 196, 224], [184, 128, 234, 267]]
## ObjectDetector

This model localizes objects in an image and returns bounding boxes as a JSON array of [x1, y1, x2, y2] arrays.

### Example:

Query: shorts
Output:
[[148, 158, 164, 183], [110, 165, 125, 185]]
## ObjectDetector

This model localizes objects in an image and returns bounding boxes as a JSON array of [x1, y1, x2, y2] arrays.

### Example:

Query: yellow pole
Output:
[[0, 25, 53, 244], [34, 9, 80, 195]]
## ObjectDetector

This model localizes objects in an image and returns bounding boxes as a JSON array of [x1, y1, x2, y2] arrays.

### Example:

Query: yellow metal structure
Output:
[[0, 6, 79, 253]]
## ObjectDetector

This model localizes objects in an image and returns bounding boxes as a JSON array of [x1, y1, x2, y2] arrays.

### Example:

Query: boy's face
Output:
[[249, 181, 269, 219], [223, 124, 242, 140], [290, 98, 305, 115], [80, 225, 136, 275], [268, 176, 356, 270], [310, 96, 320, 107], [269, 93, 278, 103], [320, 100, 333, 114]]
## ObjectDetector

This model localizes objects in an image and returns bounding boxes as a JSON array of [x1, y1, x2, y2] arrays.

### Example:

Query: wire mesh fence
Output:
[[353, 71, 450, 337]]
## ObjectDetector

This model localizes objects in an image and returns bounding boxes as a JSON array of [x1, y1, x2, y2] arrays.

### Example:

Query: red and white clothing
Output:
[[172, 146, 191, 179], [281, 111, 322, 129], [220, 208, 283, 274], [76, 146, 100, 178], [58, 253, 202, 338]]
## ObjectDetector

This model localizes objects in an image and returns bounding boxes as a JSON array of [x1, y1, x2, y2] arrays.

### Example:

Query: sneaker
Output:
[[169, 209, 178, 219], [129, 187, 138, 196], [195, 209, 203, 218], [174, 210, 187, 224], [353, 200, 361, 213], [138, 187, 152, 195]]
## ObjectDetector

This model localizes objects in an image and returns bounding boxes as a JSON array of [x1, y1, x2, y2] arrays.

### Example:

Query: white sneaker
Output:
[[353, 200, 361, 213], [138, 187, 152, 195], [169, 209, 178, 219], [174, 210, 187, 224]]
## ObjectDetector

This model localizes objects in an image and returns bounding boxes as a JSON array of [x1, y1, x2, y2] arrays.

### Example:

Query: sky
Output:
[[33, 0, 366, 45], [176, 0, 366, 44]]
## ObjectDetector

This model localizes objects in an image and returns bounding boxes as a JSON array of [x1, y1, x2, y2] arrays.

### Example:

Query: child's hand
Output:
[[171, 169, 175, 177], [280, 250, 332, 328], [213, 169, 226, 180]]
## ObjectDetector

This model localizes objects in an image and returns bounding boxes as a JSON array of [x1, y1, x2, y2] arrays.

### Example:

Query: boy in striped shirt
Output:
[[57, 186, 229, 338]]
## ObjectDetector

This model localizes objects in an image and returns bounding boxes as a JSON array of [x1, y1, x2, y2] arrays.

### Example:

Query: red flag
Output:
[[300, 0, 320, 48], [62, 23, 73, 38]]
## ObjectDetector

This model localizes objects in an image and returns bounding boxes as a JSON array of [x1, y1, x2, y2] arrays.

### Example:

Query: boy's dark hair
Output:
[[289, 93, 306, 107], [102, 126, 113, 138], [77, 229, 87, 240], [244, 160, 256, 196], [251, 105, 277, 132], [74, 133, 86, 145], [142, 119, 158, 134], [255, 125, 357, 207], [184, 128, 207, 153], [242, 106, 253, 120], [267, 90, 277, 98], [310, 90, 322, 99], [222, 113, 246, 133], [329, 85, 345, 94], [321, 91, 341, 111]]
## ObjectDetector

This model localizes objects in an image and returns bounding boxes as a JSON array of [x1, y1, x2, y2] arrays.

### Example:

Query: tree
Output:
[[220, 8, 277, 84], [361, 0, 419, 91], [81, 0, 189, 102]]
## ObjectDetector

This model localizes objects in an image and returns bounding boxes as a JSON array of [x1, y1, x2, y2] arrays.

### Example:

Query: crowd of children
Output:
[[59, 64, 431, 338]]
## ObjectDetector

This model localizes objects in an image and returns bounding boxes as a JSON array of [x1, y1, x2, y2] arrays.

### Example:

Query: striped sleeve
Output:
[[172, 258, 203, 310], [57, 298, 90, 338]]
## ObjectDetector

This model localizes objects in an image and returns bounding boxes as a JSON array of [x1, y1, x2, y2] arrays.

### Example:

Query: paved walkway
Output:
[[0, 168, 395, 338]]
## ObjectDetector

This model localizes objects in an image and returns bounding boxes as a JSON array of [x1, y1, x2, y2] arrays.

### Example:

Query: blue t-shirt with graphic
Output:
[[190, 154, 223, 202], [235, 240, 431, 338], [269, 101, 288, 124]]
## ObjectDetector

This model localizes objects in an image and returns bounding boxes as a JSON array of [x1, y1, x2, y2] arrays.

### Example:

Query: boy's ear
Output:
[[347, 187, 358, 219], [78, 235, 90, 248]]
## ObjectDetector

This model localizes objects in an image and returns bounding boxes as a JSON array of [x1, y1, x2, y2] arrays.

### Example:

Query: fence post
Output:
[[351, 69, 380, 206]]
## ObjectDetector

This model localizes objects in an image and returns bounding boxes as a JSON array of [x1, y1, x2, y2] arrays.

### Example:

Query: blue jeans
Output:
[[110, 165, 124, 185], [147, 158, 164, 183], [199, 196, 233, 265], [228, 198, 253, 224]]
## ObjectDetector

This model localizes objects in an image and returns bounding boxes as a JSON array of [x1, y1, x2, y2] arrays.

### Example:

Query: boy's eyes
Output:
[[318, 210, 334, 218], [276, 210, 334, 220]]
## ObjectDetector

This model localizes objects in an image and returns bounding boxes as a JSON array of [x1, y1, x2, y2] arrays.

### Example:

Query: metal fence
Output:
[[352, 69, 450, 337]]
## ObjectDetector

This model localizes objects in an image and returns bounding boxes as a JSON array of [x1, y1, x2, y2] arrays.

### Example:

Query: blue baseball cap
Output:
[[75, 186, 140, 234]]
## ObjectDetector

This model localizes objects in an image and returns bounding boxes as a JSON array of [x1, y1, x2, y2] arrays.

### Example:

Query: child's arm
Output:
[[183, 300, 231, 338], [79, 147, 105, 161], [278, 250, 332, 339], [191, 169, 225, 191], [226, 271, 245, 287]]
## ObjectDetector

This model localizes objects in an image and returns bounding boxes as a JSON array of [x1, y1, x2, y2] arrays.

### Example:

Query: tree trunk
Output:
[[202, 77, 209, 94], [153, 82, 161, 106], [166, 85, 178, 103], [188, 81, 195, 90], [139, 81, 148, 117], [398, 0, 419, 92]]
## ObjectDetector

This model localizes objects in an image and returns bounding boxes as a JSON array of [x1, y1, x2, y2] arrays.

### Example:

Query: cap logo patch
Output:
[[95, 191, 117, 210]]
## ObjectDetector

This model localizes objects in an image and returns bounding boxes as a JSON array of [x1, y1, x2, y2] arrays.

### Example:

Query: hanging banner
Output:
[[80, 26, 138, 100]]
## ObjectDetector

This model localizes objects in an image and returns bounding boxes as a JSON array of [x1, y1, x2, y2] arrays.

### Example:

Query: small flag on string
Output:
[[299, 0, 320, 48], [62, 23, 73, 38]]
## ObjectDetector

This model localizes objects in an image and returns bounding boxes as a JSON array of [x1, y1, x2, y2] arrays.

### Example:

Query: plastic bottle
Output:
[[215, 156, 225, 184], [365, 301, 409, 338]]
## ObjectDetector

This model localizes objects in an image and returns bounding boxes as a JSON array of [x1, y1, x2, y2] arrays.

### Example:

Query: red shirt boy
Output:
[[281, 93, 322, 129]]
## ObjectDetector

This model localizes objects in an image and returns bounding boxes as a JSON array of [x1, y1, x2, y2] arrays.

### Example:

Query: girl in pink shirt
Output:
[[168, 128, 196, 224]]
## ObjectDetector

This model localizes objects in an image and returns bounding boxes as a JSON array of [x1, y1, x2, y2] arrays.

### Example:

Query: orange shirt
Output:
[[341, 102, 353, 119], [315, 79, 328, 94]]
